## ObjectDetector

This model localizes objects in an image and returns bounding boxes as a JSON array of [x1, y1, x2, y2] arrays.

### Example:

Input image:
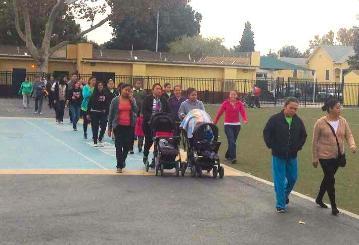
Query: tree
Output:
[[233, 21, 255, 53], [168, 35, 230, 59], [348, 31, 359, 70], [0, 1, 82, 47], [105, 0, 201, 51], [266, 49, 278, 58], [278, 45, 303, 58], [337, 27, 357, 46], [10, 0, 109, 73]]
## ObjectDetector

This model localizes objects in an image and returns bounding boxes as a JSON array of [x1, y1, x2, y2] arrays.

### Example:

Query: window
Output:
[[325, 70, 330, 80]]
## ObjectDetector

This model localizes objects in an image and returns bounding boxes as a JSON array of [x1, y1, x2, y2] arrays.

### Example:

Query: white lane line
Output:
[[223, 164, 359, 220], [24, 119, 107, 170], [0, 116, 53, 120]]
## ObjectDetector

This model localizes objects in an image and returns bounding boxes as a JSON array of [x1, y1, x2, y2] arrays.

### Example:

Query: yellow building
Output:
[[343, 70, 359, 106], [307, 45, 354, 83], [0, 43, 260, 95]]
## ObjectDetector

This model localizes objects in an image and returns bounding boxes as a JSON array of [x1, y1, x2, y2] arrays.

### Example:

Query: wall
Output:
[[0, 58, 75, 73], [81, 62, 132, 76], [343, 71, 359, 106]]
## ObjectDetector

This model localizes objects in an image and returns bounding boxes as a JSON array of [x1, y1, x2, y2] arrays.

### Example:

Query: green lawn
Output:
[[205, 105, 359, 214]]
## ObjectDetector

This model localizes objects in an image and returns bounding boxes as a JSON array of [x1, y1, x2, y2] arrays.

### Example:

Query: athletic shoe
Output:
[[138, 148, 142, 153], [98, 142, 105, 147], [73, 128, 78, 131], [315, 199, 328, 208], [332, 208, 340, 216], [276, 208, 286, 213], [231, 159, 237, 164], [93, 143, 99, 147], [33, 111, 38, 114], [84, 134, 88, 139], [39, 112, 43, 115], [143, 156, 148, 165], [116, 168, 122, 173], [130, 151, 134, 154]]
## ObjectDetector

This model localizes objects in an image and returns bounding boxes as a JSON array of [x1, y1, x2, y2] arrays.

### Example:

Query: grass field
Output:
[[205, 105, 359, 214]]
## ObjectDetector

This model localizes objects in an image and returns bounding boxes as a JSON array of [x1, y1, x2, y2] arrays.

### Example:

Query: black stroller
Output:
[[147, 113, 184, 176], [185, 123, 224, 178]]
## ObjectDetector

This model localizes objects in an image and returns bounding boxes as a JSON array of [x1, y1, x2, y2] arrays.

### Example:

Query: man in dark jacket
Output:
[[141, 83, 171, 166], [263, 97, 307, 213]]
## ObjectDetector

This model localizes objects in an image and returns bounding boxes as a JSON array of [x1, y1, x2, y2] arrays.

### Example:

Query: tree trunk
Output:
[[37, 56, 49, 74]]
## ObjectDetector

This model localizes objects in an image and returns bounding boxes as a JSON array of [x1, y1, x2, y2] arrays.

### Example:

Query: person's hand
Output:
[[243, 120, 248, 125], [86, 115, 91, 121], [53, 100, 57, 104], [312, 161, 319, 168], [107, 130, 112, 137]]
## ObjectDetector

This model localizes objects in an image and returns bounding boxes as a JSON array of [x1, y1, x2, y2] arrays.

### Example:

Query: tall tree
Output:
[[234, 21, 255, 53], [278, 45, 303, 58], [348, 31, 359, 70], [105, 0, 201, 51], [10, 0, 109, 73], [337, 27, 357, 46], [0, 1, 82, 47], [168, 35, 230, 59]]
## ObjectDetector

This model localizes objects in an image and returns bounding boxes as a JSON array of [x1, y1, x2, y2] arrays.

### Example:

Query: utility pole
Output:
[[156, 10, 159, 53]]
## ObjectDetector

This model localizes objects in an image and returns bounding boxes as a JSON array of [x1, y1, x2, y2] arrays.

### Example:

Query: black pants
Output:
[[129, 129, 135, 152], [224, 125, 241, 160], [82, 110, 89, 136], [114, 125, 132, 169], [317, 158, 340, 209], [55, 100, 65, 122], [254, 96, 260, 108], [143, 121, 153, 158], [48, 94, 54, 109], [90, 112, 107, 144]]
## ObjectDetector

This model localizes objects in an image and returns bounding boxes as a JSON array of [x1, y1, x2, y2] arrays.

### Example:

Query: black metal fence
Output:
[[1, 71, 359, 106]]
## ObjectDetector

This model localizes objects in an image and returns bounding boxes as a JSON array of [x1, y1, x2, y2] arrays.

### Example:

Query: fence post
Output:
[[304, 81, 307, 107], [312, 79, 316, 103], [212, 78, 215, 104]]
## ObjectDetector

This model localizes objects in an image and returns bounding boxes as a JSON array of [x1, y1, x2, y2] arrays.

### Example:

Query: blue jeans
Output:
[[224, 125, 241, 160], [272, 156, 298, 209], [70, 104, 81, 129]]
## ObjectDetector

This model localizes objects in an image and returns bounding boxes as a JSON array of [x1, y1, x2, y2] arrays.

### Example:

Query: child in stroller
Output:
[[147, 112, 184, 176], [180, 109, 224, 178]]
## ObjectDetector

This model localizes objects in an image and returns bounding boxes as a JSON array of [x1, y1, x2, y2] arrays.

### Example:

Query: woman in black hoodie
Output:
[[87, 81, 111, 147]]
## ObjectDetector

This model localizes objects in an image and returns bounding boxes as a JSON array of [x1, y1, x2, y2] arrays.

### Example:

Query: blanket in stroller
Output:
[[180, 109, 212, 138]]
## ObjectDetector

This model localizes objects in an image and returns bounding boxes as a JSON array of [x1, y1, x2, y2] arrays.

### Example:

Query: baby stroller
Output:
[[180, 109, 224, 178], [147, 112, 184, 176]]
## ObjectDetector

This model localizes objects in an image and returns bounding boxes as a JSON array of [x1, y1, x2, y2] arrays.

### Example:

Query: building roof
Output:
[[92, 49, 253, 67], [279, 57, 308, 68], [0, 45, 66, 59], [321, 45, 354, 63], [260, 56, 310, 71]]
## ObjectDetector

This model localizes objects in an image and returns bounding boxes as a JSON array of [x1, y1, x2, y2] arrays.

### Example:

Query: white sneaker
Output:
[[93, 143, 99, 147], [97, 142, 104, 147], [33, 111, 38, 114]]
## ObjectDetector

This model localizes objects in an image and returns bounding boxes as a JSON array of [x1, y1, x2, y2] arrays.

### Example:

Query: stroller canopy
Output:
[[150, 112, 176, 133], [180, 109, 212, 138]]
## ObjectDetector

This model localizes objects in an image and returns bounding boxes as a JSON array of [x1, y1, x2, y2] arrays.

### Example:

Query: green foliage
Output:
[[233, 21, 255, 53], [279, 45, 304, 58]]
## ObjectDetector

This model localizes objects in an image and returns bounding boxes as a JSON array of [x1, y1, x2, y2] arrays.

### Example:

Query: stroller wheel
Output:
[[190, 165, 196, 177], [196, 166, 202, 178], [212, 166, 218, 178], [160, 164, 164, 176], [219, 166, 224, 179]]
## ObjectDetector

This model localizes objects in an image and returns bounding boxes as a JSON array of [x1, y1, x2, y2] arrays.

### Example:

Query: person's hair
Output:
[[152, 83, 162, 90], [187, 87, 197, 96], [108, 78, 114, 83], [322, 97, 340, 113], [92, 81, 104, 96], [164, 82, 171, 88], [284, 97, 299, 107], [120, 83, 132, 91], [71, 72, 78, 77], [173, 85, 182, 90], [88, 76, 96, 83]]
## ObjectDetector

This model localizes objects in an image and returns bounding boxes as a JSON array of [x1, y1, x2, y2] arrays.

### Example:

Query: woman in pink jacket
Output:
[[214, 91, 248, 164]]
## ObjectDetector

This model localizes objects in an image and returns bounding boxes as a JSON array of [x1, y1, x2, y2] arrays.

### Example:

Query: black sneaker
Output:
[[332, 208, 340, 216], [315, 199, 328, 209], [138, 148, 142, 153], [143, 156, 148, 165], [84, 133, 87, 139], [130, 151, 134, 154], [276, 208, 286, 213]]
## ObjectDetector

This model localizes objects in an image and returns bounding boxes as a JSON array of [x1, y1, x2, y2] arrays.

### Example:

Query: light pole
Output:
[[155, 10, 159, 53]]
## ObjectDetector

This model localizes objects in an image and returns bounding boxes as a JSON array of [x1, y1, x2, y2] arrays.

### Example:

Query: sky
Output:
[[82, 0, 359, 54]]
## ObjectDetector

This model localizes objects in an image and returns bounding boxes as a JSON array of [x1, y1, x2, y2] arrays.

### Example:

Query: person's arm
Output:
[[263, 117, 274, 149], [142, 96, 151, 122], [107, 98, 116, 133], [213, 102, 225, 125], [298, 118, 307, 151], [87, 95, 94, 114], [18, 83, 23, 95], [178, 102, 186, 119], [344, 119, 357, 153], [238, 102, 248, 124], [312, 120, 320, 166]]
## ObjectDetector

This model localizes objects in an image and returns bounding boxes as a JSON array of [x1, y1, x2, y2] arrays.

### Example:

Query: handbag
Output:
[[325, 121, 347, 167]]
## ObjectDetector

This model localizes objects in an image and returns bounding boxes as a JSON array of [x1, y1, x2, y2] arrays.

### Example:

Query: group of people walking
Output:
[[18, 75, 357, 215], [263, 97, 356, 215]]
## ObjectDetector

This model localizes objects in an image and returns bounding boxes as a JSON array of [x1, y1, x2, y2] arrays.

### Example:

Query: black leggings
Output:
[[114, 125, 132, 169], [55, 100, 65, 122], [90, 112, 107, 144], [142, 122, 153, 158], [82, 110, 89, 135], [317, 159, 340, 208]]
